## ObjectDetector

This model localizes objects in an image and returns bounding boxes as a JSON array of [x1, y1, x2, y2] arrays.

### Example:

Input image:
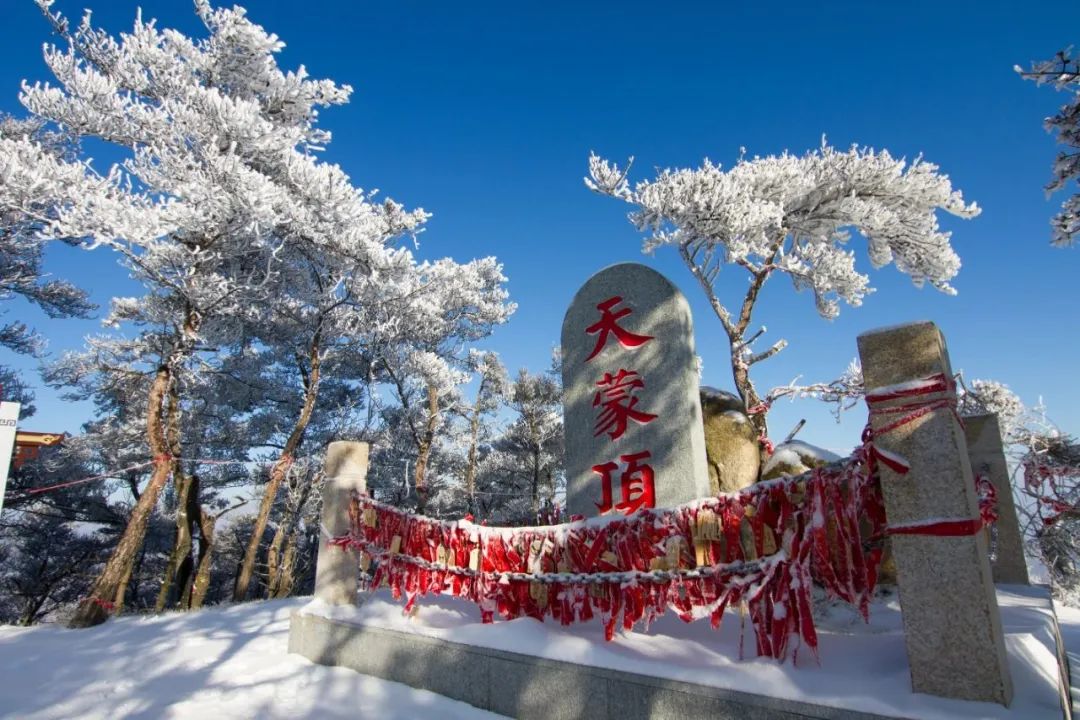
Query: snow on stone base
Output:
[[299, 585, 1066, 719]]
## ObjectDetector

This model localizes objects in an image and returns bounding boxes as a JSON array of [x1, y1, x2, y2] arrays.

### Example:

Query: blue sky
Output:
[[0, 0, 1077, 454]]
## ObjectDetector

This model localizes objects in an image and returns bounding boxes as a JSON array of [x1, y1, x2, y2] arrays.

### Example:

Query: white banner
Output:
[[0, 402, 20, 516]]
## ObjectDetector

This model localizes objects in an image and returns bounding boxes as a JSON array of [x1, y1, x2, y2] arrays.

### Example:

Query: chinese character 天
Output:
[[584, 296, 654, 361]]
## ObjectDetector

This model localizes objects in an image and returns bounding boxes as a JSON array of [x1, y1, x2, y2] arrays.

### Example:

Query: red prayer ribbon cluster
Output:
[[1025, 460, 1080, 527], [332, 445, 887, 663], [864, 372, 996, 538], [863, 372, 961, 475], [329, 372, 1002, 662]]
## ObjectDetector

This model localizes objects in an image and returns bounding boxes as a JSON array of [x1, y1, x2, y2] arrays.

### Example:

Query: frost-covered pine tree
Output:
[[1017, 49, 1080, 247], [485, 366, 564, 520], [231, 247, 513, 599], [373, 257, 514, 515], [458, 350, 510, 516], [587, 142, 979, 438], [0, 115, 94, 414], [10, 0, 428, 626], [957, 378, 1027, 441]]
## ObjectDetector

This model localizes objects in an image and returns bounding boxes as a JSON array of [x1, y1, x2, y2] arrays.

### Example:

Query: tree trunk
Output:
[[728, 251, 780, 440], [233, 332, 322, 601], [414, 441, 431, 515], [266, 473, 314, 598], [269, 517, 303, 599], [274, 532, 298, 598], [169, 476, 201, 610], [18, 595, 46, 627], [189, 513, 217, 610], [464, 406, 481, 516], [155, 385, 198, 611], [732, 352, 768, 438], [155, 444, 199, 613], [170, 415, 199, 608], [18, 558, 51, 626], [113, 553, 135, 615], [69, 364, 174, 627], [265, 519, 286, 596], [531, 446, 540, 518], [154, 478, 192, 612], [412, 381, 440, 515], [68, 309, 200, 628]]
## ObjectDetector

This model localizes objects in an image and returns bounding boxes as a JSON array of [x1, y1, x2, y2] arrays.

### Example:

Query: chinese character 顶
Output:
[[592, 451, 655, 515], [585, 296, 653, 361], [592, 369, 657, 440]]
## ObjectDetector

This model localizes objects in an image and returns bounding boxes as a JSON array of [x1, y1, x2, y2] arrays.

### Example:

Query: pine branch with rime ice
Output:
[[1017, 47, 1080, 247], [587, 142, 977, 434]]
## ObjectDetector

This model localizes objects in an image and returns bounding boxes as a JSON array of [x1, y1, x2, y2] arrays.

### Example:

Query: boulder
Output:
[[760, 440, 841, 481], [700, 387, 760, 494]]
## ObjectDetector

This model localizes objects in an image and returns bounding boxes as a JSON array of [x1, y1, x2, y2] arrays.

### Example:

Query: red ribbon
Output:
[[864, 373, 960, 437], [975, 474, 998, 527], [863, 373, 962, 477], [865, 375, 999, 539], [327, 535, 354, 549], [1025, 460, 1080, 527], [887, 518, 984, 537], [338, 456, 887, 664], [746, 402, 771, 415], [83, 597, 116, 612], [860, 425, 911, 474]]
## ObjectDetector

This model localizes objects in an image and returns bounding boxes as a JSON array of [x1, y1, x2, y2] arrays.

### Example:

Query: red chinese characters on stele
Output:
[[591, 451, 655, 515], [585, 296, 653, 361], [584, 296, 658, 515], [592, 369, 657, 440]]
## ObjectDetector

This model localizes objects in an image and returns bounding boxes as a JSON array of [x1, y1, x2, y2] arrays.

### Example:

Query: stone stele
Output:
[[561, 262, 709, 518]]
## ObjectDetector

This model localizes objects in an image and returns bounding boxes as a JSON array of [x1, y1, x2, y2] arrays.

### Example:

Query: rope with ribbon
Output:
[[326, 371, 1001, 662], [863, 372, 995, 539], [331, 443, 887, 663]]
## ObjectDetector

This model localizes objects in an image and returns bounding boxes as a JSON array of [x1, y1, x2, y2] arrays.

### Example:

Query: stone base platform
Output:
[[289, 586, 1070, 720]]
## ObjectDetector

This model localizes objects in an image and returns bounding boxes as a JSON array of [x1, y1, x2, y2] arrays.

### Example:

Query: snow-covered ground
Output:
[[0, 598, 504, 719], [0, 588, 1073, 719]]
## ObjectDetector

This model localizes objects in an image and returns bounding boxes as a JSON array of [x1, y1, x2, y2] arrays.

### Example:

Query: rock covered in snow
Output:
[[761, 440, 842, 481], [699, 387, 759, 493]]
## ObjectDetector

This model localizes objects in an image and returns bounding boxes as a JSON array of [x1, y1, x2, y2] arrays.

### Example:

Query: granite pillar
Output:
[[857, 321, 1012, 706], [964, 413, 1031, 585], [314, 440, 368, 605]]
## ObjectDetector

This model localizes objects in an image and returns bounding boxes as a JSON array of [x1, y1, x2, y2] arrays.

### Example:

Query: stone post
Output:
[[314, 441, 369, 605], [857, 321, 1012, 706], [964, 413, 1030, 586]]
